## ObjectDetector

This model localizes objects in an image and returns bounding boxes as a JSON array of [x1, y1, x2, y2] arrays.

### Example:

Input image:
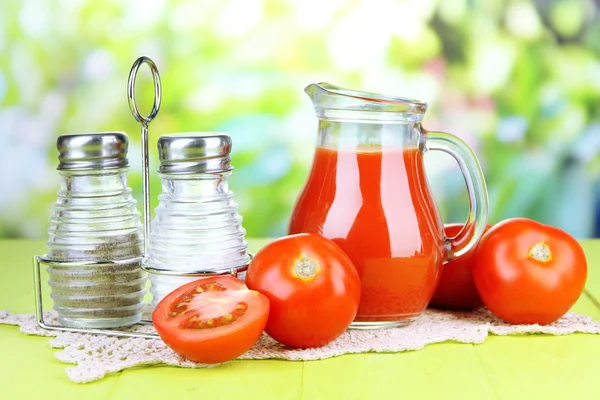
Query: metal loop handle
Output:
[[127, 56, 162, 256], [127, 56, 161, 125]]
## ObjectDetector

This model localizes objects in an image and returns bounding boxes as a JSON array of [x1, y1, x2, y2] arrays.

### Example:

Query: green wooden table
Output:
[[1, 239, 599, 399]]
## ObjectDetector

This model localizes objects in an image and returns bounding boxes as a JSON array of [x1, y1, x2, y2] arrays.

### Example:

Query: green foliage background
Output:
[[1, 0, 599, 239]]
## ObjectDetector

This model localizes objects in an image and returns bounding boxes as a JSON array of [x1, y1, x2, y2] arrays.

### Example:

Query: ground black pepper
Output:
[[46, 214, 146, 325], [46, 233, 146, 323]]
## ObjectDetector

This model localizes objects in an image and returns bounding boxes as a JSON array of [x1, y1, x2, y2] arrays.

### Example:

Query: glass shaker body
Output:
[[147, 133, 250, 308], [45, 133, 146, 328]]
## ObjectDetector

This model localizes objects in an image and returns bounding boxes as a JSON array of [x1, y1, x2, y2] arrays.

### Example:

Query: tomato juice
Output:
[[289, 146, 445, 323]]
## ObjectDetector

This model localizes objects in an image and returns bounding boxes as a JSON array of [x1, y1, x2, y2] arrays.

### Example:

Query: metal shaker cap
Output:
[[56, 132, 129, 170], [157, 133, 232, 174]]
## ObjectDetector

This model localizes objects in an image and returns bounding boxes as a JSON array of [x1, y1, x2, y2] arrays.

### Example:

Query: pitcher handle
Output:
[[423, 130, 489, 260]]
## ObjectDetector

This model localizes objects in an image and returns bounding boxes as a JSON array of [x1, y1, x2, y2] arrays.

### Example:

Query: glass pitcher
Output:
[[289, 83, 489, 329]]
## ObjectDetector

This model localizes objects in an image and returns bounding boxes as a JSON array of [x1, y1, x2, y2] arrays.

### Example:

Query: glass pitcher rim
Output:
[[306, 82, 428, 112], [305, 83, 428, 123]]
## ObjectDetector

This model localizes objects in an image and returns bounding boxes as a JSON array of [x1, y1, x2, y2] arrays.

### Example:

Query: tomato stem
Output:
[[529, 242, 552, 263], [294, 256, 319, 280]]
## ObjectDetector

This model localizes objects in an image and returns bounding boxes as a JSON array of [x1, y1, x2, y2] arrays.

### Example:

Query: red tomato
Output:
[[245, 233, 361, 348], [429, 223, 492, 311], [472, 218, 587, 325], [152, 276, 269, 364]]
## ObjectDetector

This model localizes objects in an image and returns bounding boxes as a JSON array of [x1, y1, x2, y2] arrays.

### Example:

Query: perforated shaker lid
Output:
[[157, 133, 232, 174], [56, 132, 129, 170]]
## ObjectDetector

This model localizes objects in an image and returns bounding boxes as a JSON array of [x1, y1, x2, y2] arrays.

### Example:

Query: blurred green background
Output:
[[1, 0, 599, 239]]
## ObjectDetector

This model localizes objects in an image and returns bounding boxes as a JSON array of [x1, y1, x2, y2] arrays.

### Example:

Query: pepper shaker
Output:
[[45, 132, 147, 328]]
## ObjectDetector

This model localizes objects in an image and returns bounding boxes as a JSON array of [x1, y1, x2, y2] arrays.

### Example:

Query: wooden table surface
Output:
[[1, 239, 599, 400]]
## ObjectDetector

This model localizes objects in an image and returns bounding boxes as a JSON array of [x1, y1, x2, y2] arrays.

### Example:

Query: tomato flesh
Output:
[[152, 276, 269, 364], [472, 218, 587, 325]]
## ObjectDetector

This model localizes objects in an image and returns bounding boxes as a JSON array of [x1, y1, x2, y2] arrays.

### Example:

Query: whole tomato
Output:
[[472, 218, 587, 325], [245, 233, 361, 348], [429, 223, 492, 311]]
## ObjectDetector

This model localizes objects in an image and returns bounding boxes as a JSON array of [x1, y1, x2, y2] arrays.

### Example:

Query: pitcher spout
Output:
[[305, 82, 427, 122]]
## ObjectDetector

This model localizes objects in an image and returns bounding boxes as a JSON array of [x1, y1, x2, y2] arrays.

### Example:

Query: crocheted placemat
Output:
[[2, 309, 599, 384]]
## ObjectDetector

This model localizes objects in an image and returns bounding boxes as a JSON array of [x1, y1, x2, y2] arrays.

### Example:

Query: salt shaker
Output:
[[45, 132, 147, 328], [146, 133, 251, 307]]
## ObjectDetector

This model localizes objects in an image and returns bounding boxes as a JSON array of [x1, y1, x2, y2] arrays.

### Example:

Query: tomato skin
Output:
[[245, 233, 361, 348], [429, 224, 492, 311], [152, 276, 269, 364], [472, 218, 587, 325]]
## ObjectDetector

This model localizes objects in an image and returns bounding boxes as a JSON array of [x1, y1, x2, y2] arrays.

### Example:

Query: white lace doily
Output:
[[2, 309, 599, 384]]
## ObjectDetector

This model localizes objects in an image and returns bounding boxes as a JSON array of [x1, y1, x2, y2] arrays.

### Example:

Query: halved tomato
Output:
[[152, 276, 269, 364]]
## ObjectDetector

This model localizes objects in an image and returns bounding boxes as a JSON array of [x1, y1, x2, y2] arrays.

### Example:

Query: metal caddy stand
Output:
[[32, 56, 252, 339]]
